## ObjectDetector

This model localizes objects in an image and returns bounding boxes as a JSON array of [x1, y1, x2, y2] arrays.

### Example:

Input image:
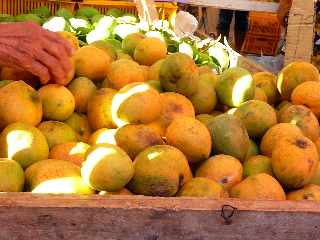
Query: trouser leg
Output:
[[216, 9, 234, 39], [234, 11, 249, 52]]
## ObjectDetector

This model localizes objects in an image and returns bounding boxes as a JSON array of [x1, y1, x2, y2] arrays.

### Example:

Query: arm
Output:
[[0, 21, 73, 85], [277, 0, 293, 26]]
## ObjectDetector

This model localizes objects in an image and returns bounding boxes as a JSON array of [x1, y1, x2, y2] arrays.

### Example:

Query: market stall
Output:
[[0, 0, 319, 239]]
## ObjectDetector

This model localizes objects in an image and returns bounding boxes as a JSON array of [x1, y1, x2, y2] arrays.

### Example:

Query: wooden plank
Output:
[[0, 193, 320, 240], [284, 0, 315, 65], [285, 24, 314, 64], [134, 0, 159, 24], [165, 0, 279, 13], [1, 193, 320, 212]]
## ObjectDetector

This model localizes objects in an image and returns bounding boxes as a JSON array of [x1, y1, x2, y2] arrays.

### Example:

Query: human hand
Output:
[[0, 21, 73, 85]]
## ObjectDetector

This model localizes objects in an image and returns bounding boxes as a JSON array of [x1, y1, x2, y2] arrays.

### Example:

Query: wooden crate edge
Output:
[[0, 193, 320, 213]]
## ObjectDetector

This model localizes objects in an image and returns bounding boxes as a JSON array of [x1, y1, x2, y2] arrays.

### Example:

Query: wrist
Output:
[[0, 22, 30, 38], [0, 23, 15, 37]]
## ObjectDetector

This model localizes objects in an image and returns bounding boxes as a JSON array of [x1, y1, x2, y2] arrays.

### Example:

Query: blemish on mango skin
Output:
[[170, 103, 183, 113], [219, 176, 229, 184], [139, 130, 164, 146], [295, 138, 308, 149], [307, 159, 316, 173]]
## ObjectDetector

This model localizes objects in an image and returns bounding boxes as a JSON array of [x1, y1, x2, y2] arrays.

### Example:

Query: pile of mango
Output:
[[0, 6, 320, 202]]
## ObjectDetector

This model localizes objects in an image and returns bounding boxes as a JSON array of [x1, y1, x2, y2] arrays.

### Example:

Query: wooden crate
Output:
[[241, 11, 281, 56], [78, 0, 178, 21], [242, 33, 280, 56], [0, 0, 76, 15], [1, 193, 320, 239], [248, 12, 281, 37]]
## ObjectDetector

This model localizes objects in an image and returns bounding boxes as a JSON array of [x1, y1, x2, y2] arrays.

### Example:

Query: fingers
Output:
[[0, 27, 73, 85], [14, 39, 70, 85], [17, 55, 50, 84], [42, 38, 72, 75], [43, 29, 74, 56], [18, 55, 50, 85], [35, 50, 67, 84], [0, 44, 50, 84], [25, 61, 51, 85], [14, 37, 72, 84]]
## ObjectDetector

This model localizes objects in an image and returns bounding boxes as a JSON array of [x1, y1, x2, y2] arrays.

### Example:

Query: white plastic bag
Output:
[[174, 11, 198, 37], [246, 54, 284, 74]]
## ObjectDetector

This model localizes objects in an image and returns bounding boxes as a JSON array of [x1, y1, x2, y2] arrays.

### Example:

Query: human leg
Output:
[[216, 9, 234, 39], [234, 11, 249, 52]]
